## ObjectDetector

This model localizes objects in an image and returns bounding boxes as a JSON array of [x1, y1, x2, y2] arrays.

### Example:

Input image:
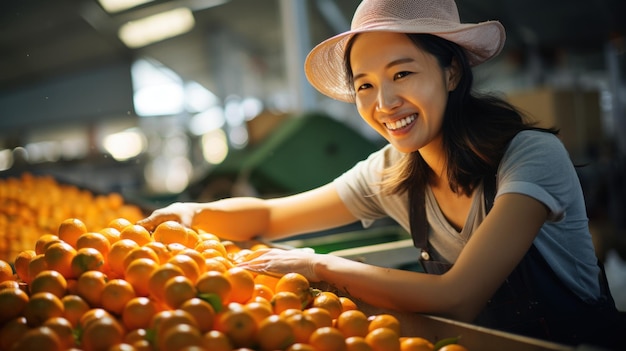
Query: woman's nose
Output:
[[376, 85, 401, 112]]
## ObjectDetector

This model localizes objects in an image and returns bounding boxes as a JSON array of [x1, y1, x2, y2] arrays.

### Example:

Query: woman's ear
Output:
[[446, 58, 461, 91]]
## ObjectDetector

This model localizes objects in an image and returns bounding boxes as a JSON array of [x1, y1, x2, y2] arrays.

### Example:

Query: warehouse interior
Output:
[[1, 0, 625, 311]]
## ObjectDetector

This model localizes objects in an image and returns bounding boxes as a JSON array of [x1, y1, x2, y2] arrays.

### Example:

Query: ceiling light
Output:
[[98, 0, 155, 13], [118, 7, 195, 48]]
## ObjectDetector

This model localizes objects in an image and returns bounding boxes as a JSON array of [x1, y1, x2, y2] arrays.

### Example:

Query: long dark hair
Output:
[[344, 33, 559, 196]]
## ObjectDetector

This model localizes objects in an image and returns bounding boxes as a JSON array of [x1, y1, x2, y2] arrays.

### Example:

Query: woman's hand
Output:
[[237, 248, 321, 282], [136, 202, 197, 231]]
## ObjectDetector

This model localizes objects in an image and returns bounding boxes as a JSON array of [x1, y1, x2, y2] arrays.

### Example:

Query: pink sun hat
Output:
[[304, 0, 506, 103]]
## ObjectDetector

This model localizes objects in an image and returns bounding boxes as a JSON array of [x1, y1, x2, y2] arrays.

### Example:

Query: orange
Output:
[[400, 337, 435, 351], [122, 296, 158, 331], [150, 309, 199, 347], [203, 257, 228, 273], [251, 283, 274, 301], [61, 294, 90, 327], [0, 280, 20, 290], [243, 300, 273, 325], [144, 241, 172, 263], [153, 220, 191, 246], [76, 270, 107, 307], [125, 257, 159, 297], [58, 218, 88, 248], [312, 291, 343, 319], [27, 254, 49, 284], [43, 316, 76, 349], [101, 278, 136, 315], [368, 314, 401, 335], [213, 306, 257, 349], [285, 312, 318, 344], [438, 345, 469, 351], [79, 308, 113, 331], [107, 343, 137, 351], [254, 272, 280, 291], [23, 291, 64, 327], [0, 259, 13, 282], [14, 249, 36, 283], [303, 306, 334, 329], [98, 227, 121, 245], [276, 272, 312, 306], [257, 314, 296, 351], [180, 297, 216, 333], [167, 253, 201, 283], [43, 241, 77, 278], [163, 275, 197, 309], [119, 224, 152, 246], [337, 309, 370, 338], [0, 316, 29, 351], [194, 239, 228, 257], [166, 242, 187, 255], [108, 217, 133, 232], [185, 227, 200, 248], [148, 263, 184, 303], [35, 234, 61, 255], [309, 326, 348, 351], [9, 325, 63, 351], [180, 248, 207, 273], [202, 330, 233, 351], [280, 308, 303, 319], [340, 296, 359, 312], [200, 248, 224, 259], [122, 246, 160, 271], [223, 267, 255, 304], [70, 247, 105, 277], [220, 240, 241, 255], [195, 270, 233, 310], [0, 287, 29, 324], [76, 232, 112, 260], [107, 239, 140, 278], [346, 336, 374, 351], [123, 327, 149, 345], [213, 255, 234, 269], [158, 323, 204, 351], [365, 327, 401, 351], [80, 316, 126, 351], [271, 291, 303, 314], [287, 343, 317, 351], [29, 270, 68, 298]]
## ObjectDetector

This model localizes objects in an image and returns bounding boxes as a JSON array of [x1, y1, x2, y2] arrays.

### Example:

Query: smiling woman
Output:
[[138, 0, 625, 348]]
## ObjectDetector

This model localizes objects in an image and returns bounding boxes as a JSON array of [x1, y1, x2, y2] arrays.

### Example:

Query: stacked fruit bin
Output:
[[0, 173, 578, 351]]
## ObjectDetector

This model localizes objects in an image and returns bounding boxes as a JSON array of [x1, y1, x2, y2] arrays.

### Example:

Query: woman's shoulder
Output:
[[507, 129, 565, 155]]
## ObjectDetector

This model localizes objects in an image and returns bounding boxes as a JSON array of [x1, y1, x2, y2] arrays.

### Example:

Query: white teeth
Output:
[[385, 114, 416, 130]]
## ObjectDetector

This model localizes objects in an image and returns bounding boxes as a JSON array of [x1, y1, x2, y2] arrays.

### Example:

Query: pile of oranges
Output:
[[0, 173, 144, 262], [0, 215, 469, 351]]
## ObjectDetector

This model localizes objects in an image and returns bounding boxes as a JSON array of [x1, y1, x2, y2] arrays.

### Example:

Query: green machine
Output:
[[193, 112, 383, 199]]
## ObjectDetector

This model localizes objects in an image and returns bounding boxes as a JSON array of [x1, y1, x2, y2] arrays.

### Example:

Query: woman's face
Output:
[[350, 32, 457, 154]]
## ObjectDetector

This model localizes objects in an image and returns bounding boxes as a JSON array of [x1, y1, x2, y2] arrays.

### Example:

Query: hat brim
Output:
[[305, 20, 506, 103]]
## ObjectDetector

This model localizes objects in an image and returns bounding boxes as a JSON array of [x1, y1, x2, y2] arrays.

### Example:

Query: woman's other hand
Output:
[[136, 202, 196, 231], [237, 248, 321, 282]]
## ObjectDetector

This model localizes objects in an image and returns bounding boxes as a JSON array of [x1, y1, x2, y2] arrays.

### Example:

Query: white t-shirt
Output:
[[333, 130, 602, 302]]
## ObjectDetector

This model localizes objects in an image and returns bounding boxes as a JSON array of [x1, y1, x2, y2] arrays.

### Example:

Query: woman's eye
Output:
[[394, 71, 411, 80], [356, 83, 371, 91]]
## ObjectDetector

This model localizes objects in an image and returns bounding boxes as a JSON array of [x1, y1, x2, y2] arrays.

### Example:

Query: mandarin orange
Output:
[[0, 287, 29, 324], [58, 218, 88, 249], [76, 270, 107, 307]]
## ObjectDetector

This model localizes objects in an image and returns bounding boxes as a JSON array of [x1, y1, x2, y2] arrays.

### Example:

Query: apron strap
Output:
[[409, 176, 496, 274]]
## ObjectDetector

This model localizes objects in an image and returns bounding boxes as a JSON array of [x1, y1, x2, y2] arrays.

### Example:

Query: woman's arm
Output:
[[138, 183, 358, 242], [241, 192, 548, 322]]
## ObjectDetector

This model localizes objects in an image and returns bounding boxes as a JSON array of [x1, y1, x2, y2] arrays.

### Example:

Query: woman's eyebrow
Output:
[[353, 57, 416, 81]]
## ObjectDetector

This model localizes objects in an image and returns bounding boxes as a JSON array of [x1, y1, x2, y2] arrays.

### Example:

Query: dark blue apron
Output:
[[408, 176, 625, 349]]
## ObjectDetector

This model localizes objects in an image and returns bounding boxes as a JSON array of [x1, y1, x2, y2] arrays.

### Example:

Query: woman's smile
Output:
[[384, 113, 417, 132]]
